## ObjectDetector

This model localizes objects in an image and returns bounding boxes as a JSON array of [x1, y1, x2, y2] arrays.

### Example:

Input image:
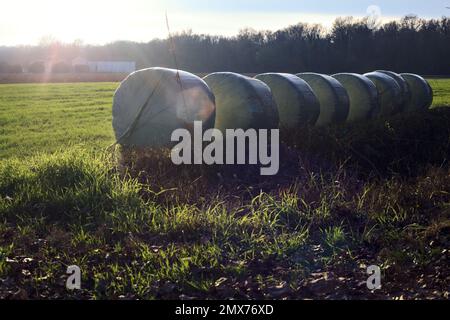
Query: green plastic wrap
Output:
[[203, 72, 279, 132], [296, 73, 349, 126], [112, 67, 216, 147], [364, 71, 403, 116], [376, 70, 411, 111], [255, 73, 319, 128], [332, 73, 379, 122], [400, 73, 433, 111]]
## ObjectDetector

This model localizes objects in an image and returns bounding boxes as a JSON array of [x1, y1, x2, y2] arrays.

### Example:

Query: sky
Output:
[[0, 0, 449, 45]]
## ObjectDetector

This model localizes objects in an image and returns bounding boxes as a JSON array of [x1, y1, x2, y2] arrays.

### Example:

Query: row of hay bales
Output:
[[112, 68, 433, 147]]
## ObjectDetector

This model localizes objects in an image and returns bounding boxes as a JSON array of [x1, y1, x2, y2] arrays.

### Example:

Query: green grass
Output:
[[428, 78, 450, 108], [0, 147, 448, 299], [0, 80, 449, 300], [0, 83, 116, 159]]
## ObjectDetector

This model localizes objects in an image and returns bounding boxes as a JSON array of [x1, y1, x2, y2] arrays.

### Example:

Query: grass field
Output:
[[0, 79, 449, 159], [0, 83, 116, 159], [428, 79, 450, 107], [0, 80, 449, 299]]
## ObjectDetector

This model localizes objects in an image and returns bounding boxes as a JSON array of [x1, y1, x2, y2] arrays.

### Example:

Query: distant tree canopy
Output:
[[0, 62, 23, 73], [73, 64, 90, 73], [1, 15, 449, 75], [51, 61, 71, 73], [28, 61, 46, 74]]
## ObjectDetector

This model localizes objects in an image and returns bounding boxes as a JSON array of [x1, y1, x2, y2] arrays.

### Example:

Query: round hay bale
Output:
[[364, 71, 403, 116], [254, 73, 319, 128], [400, 73, 433, 111], [203, 72, 279, 131], [112, 67, 216, 147], [332, 73, 379, 122], [375, 70, 411, 110], [296, 73, 349, 126]]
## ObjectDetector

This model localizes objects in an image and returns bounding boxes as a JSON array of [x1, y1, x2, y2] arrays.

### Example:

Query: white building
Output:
[[87, 61, 136, 73], [72, 57, 136, 73]]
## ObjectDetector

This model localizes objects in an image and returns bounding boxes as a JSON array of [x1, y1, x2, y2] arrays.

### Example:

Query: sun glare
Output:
[[0, 0, 431, 45], [2, 0, 168, 45]]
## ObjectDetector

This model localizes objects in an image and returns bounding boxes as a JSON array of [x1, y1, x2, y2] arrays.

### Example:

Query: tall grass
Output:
[[0, 82, 449, 299], [0, 136, 448, 298]]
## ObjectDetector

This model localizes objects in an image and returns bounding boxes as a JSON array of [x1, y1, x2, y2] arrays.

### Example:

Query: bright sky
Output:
[[0, 0, 449, 45]]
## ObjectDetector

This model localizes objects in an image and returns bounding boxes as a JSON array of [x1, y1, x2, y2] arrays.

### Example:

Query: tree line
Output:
[[0, 15, 449, 75]]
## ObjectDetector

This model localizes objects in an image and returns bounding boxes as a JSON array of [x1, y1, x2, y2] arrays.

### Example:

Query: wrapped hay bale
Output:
[[254, 73, 320, 128], [375, 70, 411, 111], [332, 73, 379, 122], [296, 73, 349, 126], [112, 67, 216, 147], [400, 73, 433, 111], [364, 71, 403, 117], [203, 72, 279, 131]]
